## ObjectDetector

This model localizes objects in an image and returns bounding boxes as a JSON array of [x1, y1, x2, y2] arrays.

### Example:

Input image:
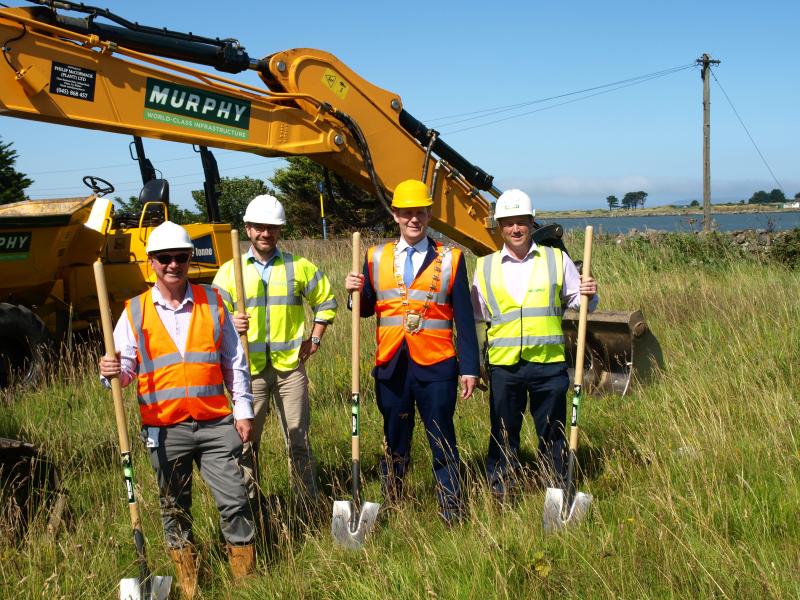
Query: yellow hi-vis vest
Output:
[[213, 250, 337, 374], [476, 245, 566, 366]]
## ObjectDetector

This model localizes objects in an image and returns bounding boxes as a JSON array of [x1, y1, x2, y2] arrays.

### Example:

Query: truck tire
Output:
[[0, 437, 63, 540], [0, 303, 50, 389]]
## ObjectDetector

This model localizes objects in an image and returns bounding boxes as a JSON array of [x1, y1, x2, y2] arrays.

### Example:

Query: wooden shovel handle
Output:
[[351, 232, 361, 462], [231, 229, 250, 366], [351, 232, 361, 393], [573, 226, 593, 387], [93, 260, 143, 529], [94, 260, 130, 455]]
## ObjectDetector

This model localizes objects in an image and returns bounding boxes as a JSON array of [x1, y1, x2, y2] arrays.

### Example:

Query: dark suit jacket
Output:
[[355, 237, 480, 382]]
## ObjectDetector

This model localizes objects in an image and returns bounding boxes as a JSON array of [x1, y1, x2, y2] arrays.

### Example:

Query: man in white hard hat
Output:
[[344, 179, 480, 526], [471, 190, 598, 501], [99, 221, 255, 597], [213, 194, 337, 514]]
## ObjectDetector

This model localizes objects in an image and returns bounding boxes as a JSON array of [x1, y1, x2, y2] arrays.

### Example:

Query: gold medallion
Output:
[[404, 310, 423, 333]]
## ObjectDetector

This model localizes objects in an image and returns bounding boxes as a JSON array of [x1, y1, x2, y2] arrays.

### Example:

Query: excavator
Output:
[[0, 0, 661, 535]]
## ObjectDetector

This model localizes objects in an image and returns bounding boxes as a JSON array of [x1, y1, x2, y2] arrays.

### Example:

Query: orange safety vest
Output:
[[126, 284, 231, 427], [368, 240, 459, 366]]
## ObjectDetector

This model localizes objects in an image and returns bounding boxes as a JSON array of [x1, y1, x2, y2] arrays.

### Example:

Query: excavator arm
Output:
[[0, 1, 660, 398], [0, 2, 502, 254]]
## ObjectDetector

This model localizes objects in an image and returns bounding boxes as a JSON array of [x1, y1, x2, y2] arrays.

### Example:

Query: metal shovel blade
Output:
[[119, 576, 172, 600], [542, 487, 593, 533], [331, 499, 381, 550]]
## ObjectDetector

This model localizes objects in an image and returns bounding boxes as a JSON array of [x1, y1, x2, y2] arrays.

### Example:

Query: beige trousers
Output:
[[239, 362, 319, 503]]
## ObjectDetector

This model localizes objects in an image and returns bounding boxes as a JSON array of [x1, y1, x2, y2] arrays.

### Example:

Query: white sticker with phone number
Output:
[[146, 427, 160, 448]]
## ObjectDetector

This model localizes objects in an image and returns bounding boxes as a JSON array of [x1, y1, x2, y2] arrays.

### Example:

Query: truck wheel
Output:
[[0, 303, 50, 389], [0, 437, 63, 540]]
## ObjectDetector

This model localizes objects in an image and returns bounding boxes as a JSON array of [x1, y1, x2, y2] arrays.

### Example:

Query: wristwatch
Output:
[[310, 336, 321, 346]]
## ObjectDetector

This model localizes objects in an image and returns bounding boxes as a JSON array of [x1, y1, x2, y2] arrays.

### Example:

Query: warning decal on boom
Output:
[[322, 69, 350, 100]]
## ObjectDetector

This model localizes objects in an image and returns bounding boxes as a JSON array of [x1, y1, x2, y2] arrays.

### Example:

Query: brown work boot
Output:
[[227, 543, 255, 577], [168, 545, 198, 599]]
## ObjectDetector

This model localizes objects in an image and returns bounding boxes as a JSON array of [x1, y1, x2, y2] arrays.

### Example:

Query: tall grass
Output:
[[1, 231, 798, 598]]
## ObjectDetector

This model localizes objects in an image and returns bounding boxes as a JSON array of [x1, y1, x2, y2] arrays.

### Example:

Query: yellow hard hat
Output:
[[391, 179, 433, 208]]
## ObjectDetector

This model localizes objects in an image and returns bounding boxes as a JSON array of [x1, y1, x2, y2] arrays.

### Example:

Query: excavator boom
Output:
[[0, 2, 502, 254]]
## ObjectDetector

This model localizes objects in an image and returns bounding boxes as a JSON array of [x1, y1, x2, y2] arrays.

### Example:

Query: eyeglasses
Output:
[[153, 252, 191, 265], [246, 223, 280, 234]]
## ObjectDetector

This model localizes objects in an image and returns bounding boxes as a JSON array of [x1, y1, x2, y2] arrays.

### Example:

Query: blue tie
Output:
[[403, 246, 416, 288]]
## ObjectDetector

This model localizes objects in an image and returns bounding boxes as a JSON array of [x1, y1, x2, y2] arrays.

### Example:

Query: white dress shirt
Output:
[[394, 237, 430, 281]]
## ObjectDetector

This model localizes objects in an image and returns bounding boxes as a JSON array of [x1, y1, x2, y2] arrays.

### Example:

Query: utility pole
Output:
[[697, 53, 720, 231]]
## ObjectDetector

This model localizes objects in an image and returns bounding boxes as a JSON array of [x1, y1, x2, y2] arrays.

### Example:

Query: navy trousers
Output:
[[486, 360, 569, 493], [375, 373, 462, 516]]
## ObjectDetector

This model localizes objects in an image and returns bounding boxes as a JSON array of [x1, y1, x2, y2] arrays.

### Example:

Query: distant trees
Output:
[[188, 158, 395, 238], [689, 199, 700, 207], [605, 190, 647, 210], [748, 189, 785, 204], [191, 175, 269, 232], [621, 191, 648, 210], [268, 157, 394, 238], [0, 137, 33, 205], [795, 192, 800, 200]]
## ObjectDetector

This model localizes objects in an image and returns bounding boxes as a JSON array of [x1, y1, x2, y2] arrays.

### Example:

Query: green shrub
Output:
[[770, 228, 800, 268], [621, 231, 746, 271]]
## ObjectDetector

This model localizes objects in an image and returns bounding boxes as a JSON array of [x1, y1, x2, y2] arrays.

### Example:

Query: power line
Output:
[[426, 63, 696, 128], [709, 67, 784, 193], [24, 148, 283, 176], [24, 154, 193, 176], [26, 158, 286, 194], [440, 65, 695, 135]]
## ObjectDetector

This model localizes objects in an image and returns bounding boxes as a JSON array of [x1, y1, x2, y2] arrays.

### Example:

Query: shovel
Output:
[[543, 226, 595, 533], [94, 261, 172, 600], [332, 232, 380, 549]]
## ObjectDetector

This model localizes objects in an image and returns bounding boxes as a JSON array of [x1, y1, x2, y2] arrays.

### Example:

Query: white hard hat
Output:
[[243, 194, 286, 226], [145, 221, 194, 254], [494, 189, 535, 220]]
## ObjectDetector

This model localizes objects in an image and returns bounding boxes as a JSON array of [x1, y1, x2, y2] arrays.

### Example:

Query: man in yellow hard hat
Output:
[[471, 190, 597, 501], [213, 194, 337, 516], [344, 179, 479, 525]]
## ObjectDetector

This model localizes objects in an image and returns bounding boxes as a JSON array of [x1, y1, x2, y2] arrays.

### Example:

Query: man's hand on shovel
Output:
[[99, 351, 122, 378]]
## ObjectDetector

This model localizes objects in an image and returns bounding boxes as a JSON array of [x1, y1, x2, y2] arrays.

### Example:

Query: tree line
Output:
[[747, 189, 798, 204], [4, 137, 800, 223], [606, 191, 648, 211], [0, 137, 393, 237], [605, 188, 800, 210]]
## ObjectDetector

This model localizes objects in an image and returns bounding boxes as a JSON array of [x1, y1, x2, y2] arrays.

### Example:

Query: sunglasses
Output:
[[153, 252, 191, 265]]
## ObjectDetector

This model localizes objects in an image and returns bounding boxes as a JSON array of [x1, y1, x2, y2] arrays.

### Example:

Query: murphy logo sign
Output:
[[0, 232, 31, 261], [144, 78, 251, 139]]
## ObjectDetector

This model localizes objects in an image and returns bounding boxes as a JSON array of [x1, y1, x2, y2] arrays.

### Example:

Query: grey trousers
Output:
[[239, 363, 319, 502], [142, 414, 254, 549]]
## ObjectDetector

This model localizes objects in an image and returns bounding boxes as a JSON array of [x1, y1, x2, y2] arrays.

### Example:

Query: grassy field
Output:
[[1, 231, 798, 598]]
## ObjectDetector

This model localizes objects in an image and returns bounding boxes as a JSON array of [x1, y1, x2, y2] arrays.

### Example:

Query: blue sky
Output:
[[2, 0, 798, 210]]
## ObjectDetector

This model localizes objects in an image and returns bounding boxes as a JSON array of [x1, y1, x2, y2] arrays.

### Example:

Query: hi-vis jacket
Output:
[[368, 240, 459, 366], [126, 284, 231, 427], [213, 250, 337, 374], [475, 246, 566, 366]]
